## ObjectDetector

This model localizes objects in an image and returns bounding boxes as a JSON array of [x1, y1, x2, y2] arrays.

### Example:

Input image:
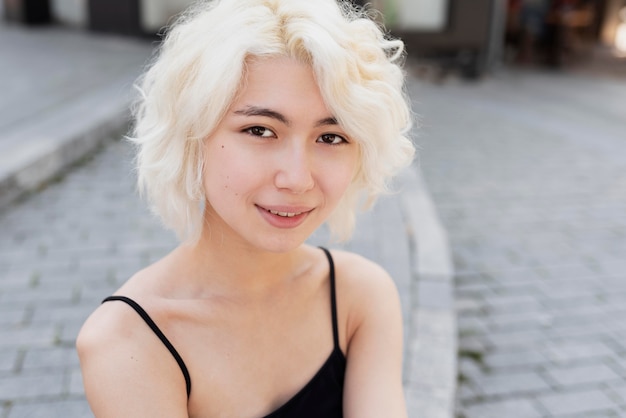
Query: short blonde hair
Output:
[[132, 0, 415, 243]]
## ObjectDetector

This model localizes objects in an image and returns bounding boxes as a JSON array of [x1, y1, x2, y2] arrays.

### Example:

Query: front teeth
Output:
[[269, 209, 301, 217]]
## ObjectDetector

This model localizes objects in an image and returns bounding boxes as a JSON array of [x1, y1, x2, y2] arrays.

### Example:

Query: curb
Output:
[[0, 74, 137, 211], [400, 166, 457, 417]]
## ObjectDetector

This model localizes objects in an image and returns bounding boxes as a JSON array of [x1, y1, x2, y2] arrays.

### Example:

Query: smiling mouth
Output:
[[267, 209, 303, 218]]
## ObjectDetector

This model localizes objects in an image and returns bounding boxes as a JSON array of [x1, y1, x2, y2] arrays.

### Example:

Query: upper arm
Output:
[[76, 303, 189, 418], [340, 256, 407, 418]]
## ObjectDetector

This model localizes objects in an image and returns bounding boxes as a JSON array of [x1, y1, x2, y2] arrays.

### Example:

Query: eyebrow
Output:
[[233, 106, 338, 128]]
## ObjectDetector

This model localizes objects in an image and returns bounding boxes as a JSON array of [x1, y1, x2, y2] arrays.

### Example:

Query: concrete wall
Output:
[[396, 0, 449, 31], [49, 0, 194, 32], [51, 0, 87, 27], [373, 0, 449, 31], [140, 0, 194, 32]]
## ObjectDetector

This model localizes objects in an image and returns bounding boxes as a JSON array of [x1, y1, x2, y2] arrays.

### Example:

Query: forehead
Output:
[[230, 57, 333, 119]]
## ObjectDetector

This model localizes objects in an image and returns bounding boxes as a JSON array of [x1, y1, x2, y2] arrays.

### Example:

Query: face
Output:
[[201, 57, 359, 253]]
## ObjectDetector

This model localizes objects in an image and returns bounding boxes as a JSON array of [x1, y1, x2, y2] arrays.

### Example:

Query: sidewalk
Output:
[[414, 67, 626, 417], [0, 22, 154, 209], [0, 22, 456, 417]]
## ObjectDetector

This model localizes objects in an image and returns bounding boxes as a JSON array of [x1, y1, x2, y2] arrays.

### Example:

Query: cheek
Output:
[[203, 143, 258, 199], [320, 154, 359, 199]]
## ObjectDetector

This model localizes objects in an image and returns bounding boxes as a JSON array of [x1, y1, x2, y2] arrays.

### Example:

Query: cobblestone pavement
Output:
[[0, 141, 176, 417], [415, 70, 626, 417]]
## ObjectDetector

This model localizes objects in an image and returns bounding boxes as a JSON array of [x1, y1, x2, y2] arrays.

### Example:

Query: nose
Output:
[[274, 142, 315, 193]]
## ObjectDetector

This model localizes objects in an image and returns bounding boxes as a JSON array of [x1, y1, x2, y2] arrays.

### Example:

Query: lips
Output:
[[256, 205, 313, 228]]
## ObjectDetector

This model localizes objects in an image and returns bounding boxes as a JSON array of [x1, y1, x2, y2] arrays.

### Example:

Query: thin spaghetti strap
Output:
[[319, 247, 340, 349], [102, 295, 192, 398]]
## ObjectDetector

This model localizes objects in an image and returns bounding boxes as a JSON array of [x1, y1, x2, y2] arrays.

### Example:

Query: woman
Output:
[[77, 0, 415, 416]]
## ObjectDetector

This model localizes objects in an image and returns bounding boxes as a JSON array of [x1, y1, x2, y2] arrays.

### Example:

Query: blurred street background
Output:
[[1, 0, 625, 417]]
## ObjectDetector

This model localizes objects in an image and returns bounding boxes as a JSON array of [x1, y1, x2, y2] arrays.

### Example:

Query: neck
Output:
[[172, 218, 314, 299]]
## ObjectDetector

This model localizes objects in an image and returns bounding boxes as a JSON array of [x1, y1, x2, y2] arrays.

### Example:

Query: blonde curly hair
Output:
[[131, 0, 415, 243]]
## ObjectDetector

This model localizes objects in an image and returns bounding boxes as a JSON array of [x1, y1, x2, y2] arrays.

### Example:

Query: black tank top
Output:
[[102, 247, 345, 417]]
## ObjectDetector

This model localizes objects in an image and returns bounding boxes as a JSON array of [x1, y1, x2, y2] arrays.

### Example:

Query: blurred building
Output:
[[502, 0, 626, 70], [4, 0, 625, 76]]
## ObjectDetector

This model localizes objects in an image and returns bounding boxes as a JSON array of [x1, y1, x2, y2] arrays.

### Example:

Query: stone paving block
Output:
[[0, 324, 57, 348], [30, 303, 96, 324], [455, 282, 494, 298], [462, 398, 543, 418], [455, 272, 495, 286], [0, 298, 34, 313], [485, 298, 545, 316], [544, 362, 623, 387], [474, 370, 551, 397], [0, 348, 19, 373], [537, 388, 618, 416], [0, 287, 75, 306], [535, 262, 599, 280], [455, 297, 485, 315], [458, 357, 484, 383], [483, 348, 549, 370], [491, 267, 546, 284], [551, 310, 613, 332], [545, 295, 607, 313], [562, 412, 623, 418], [0, 309, 27, 328], [542, 339, 616, 364], [600, 277, 626, 294], [549, 324, 613, 341], [58, 321, 84, 346], [490, 281, 543, 297], [7, 398, 92, 418], [457, 316, 488, 335], [0, 371, 65, 401], [21, 346, 80, 371], [68, 367, 85, 396], [457, 382, 479, 403], [540, 284, 606, 303], [458, 335, 491, 357], [487, 310, 554, 333], [487, 329, 547, 350]]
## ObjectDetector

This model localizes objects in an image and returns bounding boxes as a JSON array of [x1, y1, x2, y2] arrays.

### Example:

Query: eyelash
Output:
[[243, 126, 349, 146], [317, 133, 348, 146], [244, 126, 275, 138]]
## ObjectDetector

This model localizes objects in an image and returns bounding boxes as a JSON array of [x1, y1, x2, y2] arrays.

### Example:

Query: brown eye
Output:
[[317, 134, 347, 145], [246, 126, 275, 137]]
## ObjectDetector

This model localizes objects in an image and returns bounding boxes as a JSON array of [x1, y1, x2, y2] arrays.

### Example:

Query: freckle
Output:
[[221, 145, 224, 149]]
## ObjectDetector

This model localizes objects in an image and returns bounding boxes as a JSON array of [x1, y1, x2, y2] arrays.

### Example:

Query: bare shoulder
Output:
[[329, 249, 399, 303], [326, 249, 402, 342], [77, 270, 157, 359], [77, 288, 188, 416], [76, 257, 171, 352], [77, 296, 142, 357]]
